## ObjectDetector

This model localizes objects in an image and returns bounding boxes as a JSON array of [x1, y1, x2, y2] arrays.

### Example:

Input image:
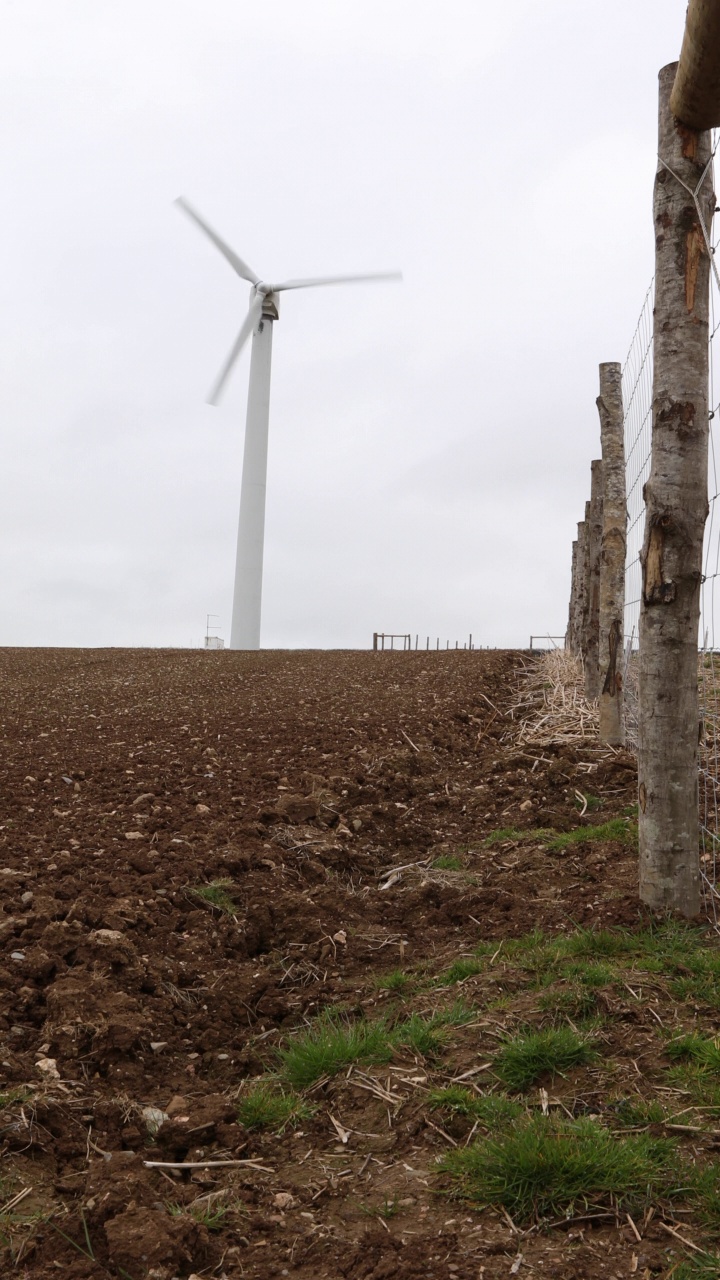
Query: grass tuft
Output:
[[537, 985, 599, 1021], [278, 1012, 393, 1088], [494, 1026, 596, 1092], [237, 1082, 314, 1132], [192, 879, 237, 914], [436, 957, 484, 986], [168, 1201, 230, 1231], [430, 1085, 522, 1127], [375, 969, 411, 993], [666, 1032, 720, 1072], [442, 1114, 677, 1223]]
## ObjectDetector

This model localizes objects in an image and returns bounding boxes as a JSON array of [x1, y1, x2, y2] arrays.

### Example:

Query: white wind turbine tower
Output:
[[176, 197, 401, 651]]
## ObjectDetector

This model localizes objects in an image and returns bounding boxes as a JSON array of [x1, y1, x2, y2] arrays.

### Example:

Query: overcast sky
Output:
[[0, 1, 694, 649]]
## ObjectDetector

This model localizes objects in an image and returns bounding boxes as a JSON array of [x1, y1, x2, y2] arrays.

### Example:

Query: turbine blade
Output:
[[207, 294, 264, 406], [269, 271, 403, 292], [175, 197, 261, 286]]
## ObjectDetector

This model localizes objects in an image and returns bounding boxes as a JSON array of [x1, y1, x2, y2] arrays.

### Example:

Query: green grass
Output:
[[493, 1026, 596, 1092], [278, 1012, 395, 1088], [375, 969, 412, 993], [168, 1202, 230, 1231], [484, 827, 555, 846], [432, 854, 463, 871], [537, 984, 599, 1021], [562, 961, 616, 988], [430, 1085, 522, 1127], [670, 1259, 720, 1280], [436, 957, 484, 986], [483, 820, 635, 853], [277, 1000, 474, 1087], [237, 1082, 314, 1132], [547, 818, 636, 851], [666, 1033, 720, 1072], [575, 793, 603, 812], [0, 1088, 30, 1111], [665, 1061, 720, 1108], [609, 1097, 666, 1128], [395, 1001, 474, 1058], [192, 878, 237, 914], [442, 1114, 678, 1223]]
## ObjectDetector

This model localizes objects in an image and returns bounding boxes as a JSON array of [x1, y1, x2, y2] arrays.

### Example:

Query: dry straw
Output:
[[509, 650, 600, 747]]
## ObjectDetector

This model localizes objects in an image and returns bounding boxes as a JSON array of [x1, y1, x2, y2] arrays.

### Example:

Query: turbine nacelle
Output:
[[252, 284, 280, 321]]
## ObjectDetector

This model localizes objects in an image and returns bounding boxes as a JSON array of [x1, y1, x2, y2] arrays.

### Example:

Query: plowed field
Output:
[[1, 648, 717, 1279]]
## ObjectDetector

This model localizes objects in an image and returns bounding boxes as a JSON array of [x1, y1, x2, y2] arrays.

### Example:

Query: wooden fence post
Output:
[[671, 0, 720, 129], [597, 363, 627, 744], [566, 539, 579, 654], [638, 63, 713, 916], [583, 460, 603, 700], [575, 516, 589, 666]]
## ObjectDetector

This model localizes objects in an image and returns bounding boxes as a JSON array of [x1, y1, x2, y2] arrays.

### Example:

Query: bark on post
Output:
[[583, 460, 604, 701], [597, 363, 627, 744], [638, 63, 713, 917], [566, 539, 579, 653], [671, 0, 720, 129], [575, 519, 588, 663]]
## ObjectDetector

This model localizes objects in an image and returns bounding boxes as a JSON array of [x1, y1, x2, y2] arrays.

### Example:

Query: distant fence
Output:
[[529, 635, 565, 651], [373, 633, 476, 651]]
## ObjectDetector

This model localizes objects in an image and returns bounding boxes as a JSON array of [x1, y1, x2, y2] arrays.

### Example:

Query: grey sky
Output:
[[0, 2, 690, 648]]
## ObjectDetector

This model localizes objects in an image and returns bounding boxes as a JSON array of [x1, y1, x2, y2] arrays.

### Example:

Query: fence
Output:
[[614, 130, 720, 919], [564, 18, 720, 921], [372, 633, 476, 651]]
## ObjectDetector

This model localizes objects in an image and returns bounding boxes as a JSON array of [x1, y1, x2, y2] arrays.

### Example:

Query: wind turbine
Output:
[[176, 197, 401, 651]]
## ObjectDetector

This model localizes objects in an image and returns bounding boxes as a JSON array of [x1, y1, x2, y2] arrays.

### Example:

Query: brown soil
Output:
[[0, 648, 679, 1279]]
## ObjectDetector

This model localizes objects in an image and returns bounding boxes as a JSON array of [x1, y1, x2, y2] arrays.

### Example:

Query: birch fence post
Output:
[[638, 62, 713, 916], [597, 363, 627, 744], [583, 460, 603, 701]]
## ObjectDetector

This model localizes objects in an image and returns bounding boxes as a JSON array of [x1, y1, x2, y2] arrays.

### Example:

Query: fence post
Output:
[[671, 0, 720, 129], [566, 539, 579, 654], [583, 461, 603, 700], [373, 632, 378, 651], [597, 362, 627, 744], [575, 517, 588, 663], [638, 62, 713, 916]]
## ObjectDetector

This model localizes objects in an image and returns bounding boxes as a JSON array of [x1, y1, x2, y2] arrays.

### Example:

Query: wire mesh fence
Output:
[[620, 133, 720, 918], [620, 281, 653, 752]]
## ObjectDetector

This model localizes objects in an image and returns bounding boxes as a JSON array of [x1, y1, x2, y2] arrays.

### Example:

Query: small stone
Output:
[[273, 1192, 295, 1209], [196, 804, 210, 816], [142, 1105, 169, 1134], [150, 1042, 168, 1052], [20, 892, 34, 907], [351, 818, 363, 831], [36, 1056, 60, 1078], [132, 793, 155, 809], [519, 799, 533, 811], [124, 831, 144, 841], [165, 1095, 189, 1116], [10, 951, 25, 962]]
